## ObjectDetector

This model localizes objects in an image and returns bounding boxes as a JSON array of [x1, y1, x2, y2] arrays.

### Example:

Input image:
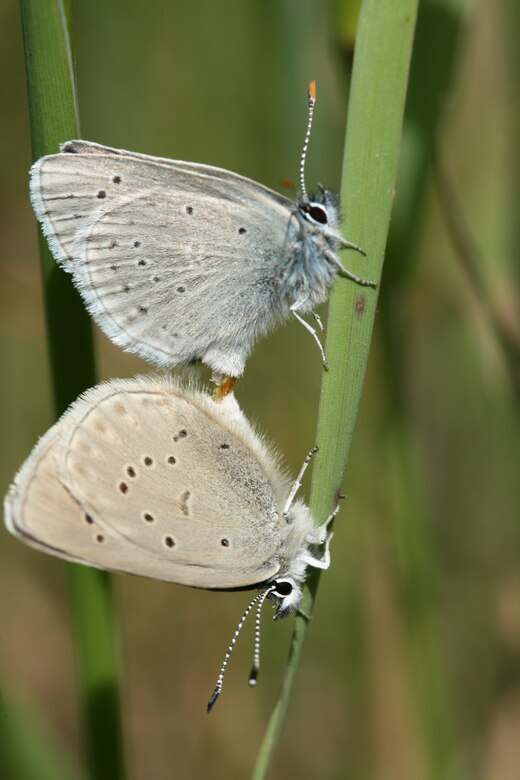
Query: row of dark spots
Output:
[[107, 233, 182, 292], [118, 454, 177, 493], [95, 174, 121, 200], [89, 180, 256, 244], [85, 509, 229, 551], [108, 239, 140, 252], [115, 440, 232, 549], [162, 536, 230, 549], [84, 513, 104, 544], [182, 205, 246, 236], [119, 282, 164, 295], [119, 281, 182, 293], [83, 528, 227, 550], [131, 241, 145, 272], [160, 325, 180, 339], [82, 194, 130, 291], [117, 277, 181, 292]]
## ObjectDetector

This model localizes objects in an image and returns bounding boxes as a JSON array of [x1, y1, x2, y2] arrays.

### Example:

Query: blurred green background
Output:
[[1, 1, 519, 778]]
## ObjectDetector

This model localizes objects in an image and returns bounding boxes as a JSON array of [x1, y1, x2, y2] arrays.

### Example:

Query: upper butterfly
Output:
[[30, 82, 375, 381]]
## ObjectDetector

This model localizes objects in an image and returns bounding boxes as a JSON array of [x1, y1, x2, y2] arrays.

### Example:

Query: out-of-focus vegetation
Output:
[[0, 1, 519, 778]]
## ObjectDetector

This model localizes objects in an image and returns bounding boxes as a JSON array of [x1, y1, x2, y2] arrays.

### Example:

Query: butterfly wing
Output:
[[4, 420, 166, 575], [31, 141, 298, 377], [6, 377, 285, 588]]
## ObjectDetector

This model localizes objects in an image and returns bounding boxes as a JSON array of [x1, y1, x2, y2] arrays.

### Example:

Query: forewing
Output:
[[54, 378, 281, 588], [4, 420, 171, 576], [31, 141, 296, 373]]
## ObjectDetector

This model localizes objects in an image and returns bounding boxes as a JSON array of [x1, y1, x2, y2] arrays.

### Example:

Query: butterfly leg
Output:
[[312, 311, 325, 334], [296, 606, 313, 621], [340, 238, 366, 255], [306, 501, 341, 546], [325, 250, 376, 289], [301, 531, 334, 570], [299, 502, 341, 571], [283, 446, 318, 518], [290, 297, 328, 370]]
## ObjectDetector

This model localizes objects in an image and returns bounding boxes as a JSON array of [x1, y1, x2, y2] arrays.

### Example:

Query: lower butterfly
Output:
[[4, 376, 336, 709]]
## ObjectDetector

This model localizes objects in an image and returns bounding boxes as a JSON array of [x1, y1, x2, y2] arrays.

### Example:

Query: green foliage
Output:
[[18, 2, 124, 779]]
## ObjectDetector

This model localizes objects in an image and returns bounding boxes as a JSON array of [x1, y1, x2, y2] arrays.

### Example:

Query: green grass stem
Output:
[[0, 687, 87, 780], [252, 1, 419, 776], [20, 2, 124, 778]]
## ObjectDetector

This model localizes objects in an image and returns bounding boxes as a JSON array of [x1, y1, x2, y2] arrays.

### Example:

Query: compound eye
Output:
[[306, 203, 328, 225], [274, 580, 293, 596]]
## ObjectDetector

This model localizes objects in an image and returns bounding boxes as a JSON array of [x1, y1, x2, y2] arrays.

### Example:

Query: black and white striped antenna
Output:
[[207, 585, 275, 713], [299, 80, 316, 202], [248, 590, 268, 686]]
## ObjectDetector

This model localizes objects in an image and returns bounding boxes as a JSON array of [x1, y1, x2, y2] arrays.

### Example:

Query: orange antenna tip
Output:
[[308, 80, 316, 100]]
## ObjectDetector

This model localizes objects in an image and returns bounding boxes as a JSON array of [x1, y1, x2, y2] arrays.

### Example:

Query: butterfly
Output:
[[30, 82, 375, 387], [4, 375, 336, 709]]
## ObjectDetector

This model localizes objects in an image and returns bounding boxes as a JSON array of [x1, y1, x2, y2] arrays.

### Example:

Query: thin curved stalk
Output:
[[252, 1, 419, 776], [20, 2, 125, 778]]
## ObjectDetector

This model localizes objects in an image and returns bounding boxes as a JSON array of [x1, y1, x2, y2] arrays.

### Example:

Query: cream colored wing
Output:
[[5, 378, 288, 588], [4, 420, 168, 576]]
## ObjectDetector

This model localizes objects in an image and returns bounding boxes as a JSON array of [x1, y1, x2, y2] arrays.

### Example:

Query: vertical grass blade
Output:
[[0, 688, 87, 780], [252, 1, 419, 776], [19, 2, 125, 778]]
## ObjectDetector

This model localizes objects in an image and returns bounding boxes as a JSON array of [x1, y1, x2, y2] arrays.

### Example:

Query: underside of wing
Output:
[[59, 140, 293, 208], [5, 379, 285, 588], [52, 377, 283, 587], [3, 421, 167, 576], [31, 142, 297, 375]]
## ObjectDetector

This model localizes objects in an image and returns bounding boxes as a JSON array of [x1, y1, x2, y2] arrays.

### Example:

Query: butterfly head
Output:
[[268, 576, 303, 619], [297, 187, 341, 232]]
